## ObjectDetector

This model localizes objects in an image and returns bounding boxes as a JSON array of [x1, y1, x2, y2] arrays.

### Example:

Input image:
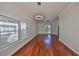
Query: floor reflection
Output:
[[44, 34, 52, 49]]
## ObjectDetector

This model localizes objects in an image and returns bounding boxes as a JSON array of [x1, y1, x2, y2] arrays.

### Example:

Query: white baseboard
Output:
[[9, 35, 37, 56], [60, 40, 79, 55], [9, 38, 32, 56], [0, 34, 37, 56]]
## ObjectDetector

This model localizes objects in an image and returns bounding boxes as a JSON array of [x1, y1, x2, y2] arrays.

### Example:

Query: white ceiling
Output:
[[14, 2, 72, 20], [0, 2, 72, 21]]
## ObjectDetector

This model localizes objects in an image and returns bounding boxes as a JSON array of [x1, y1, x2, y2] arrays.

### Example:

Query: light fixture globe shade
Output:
[[34, 15, 44, 21]]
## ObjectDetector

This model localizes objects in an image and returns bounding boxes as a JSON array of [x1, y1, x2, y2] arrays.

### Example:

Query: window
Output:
[[44, 25, 51, 34], [20, 22, 28, 40], [0, 21, 18, 48], [0, 15, 28, 49]]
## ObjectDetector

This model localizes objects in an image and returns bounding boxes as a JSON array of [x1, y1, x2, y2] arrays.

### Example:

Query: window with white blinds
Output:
[[0, 15, 28, 49]]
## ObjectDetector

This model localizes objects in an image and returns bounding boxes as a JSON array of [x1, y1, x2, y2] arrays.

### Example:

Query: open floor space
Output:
[[13, 34, 77, 56]]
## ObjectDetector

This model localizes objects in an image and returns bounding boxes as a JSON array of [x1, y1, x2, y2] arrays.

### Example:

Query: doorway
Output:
[[44, 25, 52, 34]]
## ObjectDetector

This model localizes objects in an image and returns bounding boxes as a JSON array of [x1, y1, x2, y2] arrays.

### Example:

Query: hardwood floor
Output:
[[13, 34, 78, 56]]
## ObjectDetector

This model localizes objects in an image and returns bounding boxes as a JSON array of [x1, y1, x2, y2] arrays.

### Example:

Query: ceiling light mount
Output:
[[37, 2, 41, 6]]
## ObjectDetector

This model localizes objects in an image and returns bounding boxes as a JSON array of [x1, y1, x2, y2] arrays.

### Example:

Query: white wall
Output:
[[59, 3, 79, 55], [0, 3, 38, 55], [52, 18, 59, 35]]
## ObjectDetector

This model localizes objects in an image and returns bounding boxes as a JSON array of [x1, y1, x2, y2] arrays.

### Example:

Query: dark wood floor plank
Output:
[[13, 34, 78, 56]]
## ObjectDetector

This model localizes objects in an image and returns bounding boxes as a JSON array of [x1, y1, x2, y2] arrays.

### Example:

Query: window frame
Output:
[[0, 15, 28, 50]]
